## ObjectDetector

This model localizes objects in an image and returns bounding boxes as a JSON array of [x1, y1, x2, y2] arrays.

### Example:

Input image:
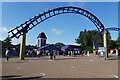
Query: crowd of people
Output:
[[4, 47, 91, 61]]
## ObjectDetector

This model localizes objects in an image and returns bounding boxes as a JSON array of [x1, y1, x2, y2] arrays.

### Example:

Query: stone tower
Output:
[[37, 32, 47, 47]]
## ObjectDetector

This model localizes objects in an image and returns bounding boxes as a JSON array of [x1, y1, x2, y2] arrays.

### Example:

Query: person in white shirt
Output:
[[5, 48, 10, 61], [53, 50, 56, 59], [87, 51, 90, 56]]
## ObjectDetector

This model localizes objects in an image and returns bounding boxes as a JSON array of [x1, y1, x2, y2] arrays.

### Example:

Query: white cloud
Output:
[[0, 27, 32, 45], [51, 28, 63, 35], [0, 27, 9, 40], [0, 27, 20, 45], [12, 38, 20, 45], [0, 27, 9, 33]]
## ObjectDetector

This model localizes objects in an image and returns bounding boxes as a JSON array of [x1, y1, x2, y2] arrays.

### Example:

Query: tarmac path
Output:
[[1, 54, 119, 79]]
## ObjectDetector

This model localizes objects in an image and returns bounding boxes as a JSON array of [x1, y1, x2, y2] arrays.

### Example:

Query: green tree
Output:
[[75, 30, 100, 47], [117, 32, 120, 47], [1, 36, 12, 56], [0, 40, 2, 55], [75, 30, 111, 52], [2, 36, 12, 48], [109, 40, 118, 49], [75, 31, 84, 46], [55, 42, 65, 48], [75, 29, 88, 47], [118, 32, 120, 56], [106, 31, 112, 50], [75, 30, 98, 52]]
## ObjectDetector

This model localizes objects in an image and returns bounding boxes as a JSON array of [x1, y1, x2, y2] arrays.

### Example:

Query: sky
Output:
[[1, 0, 119, 2], [1, 2, 118, 45]]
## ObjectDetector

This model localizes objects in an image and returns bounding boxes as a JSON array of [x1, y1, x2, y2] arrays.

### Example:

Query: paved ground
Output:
[[1, 54, 119, 79]]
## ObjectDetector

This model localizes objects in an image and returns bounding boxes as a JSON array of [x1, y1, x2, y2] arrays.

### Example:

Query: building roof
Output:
[[61, 45, 82, 52], [37, 32, 47, 39], [61, 45, 74, 52], [69, 45, 81, 48], [38, 44, 59, 51]]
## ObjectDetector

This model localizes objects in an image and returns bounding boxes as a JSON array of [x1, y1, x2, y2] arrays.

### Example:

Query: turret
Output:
[[37, 32, 47, 47]]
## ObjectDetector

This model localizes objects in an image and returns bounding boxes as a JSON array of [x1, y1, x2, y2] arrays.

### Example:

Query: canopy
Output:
[[61, 45, 74, 52]]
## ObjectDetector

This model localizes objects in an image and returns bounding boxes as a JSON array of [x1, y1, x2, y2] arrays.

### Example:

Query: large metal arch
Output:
[[8, 6, 105, 39], [94, 27, 120, 49]]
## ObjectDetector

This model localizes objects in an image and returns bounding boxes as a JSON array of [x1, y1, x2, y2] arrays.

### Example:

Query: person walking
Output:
[[87, 51, 90, 56], [50, 52, 53, 59], [37, 50, 40, 57], [53, 50, 56, 59], [5, 48, 10, 61]]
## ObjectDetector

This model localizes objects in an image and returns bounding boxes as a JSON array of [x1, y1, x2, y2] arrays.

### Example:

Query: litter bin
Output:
[[93, 49, 98, 56]]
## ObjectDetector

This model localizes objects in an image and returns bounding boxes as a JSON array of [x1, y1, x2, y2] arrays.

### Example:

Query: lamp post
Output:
[[19, 31, 26, 60], [103, 30, 108, 59]]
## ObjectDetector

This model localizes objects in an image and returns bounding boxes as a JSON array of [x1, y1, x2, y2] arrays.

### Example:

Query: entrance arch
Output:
[[94, 27, 120, 49], [8, 6, 105, 60], [8, 6, 105, 39]]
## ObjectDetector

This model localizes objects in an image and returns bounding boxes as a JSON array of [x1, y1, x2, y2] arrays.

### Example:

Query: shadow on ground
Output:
[[1, 75, 43, 80], [108, 56, 120, 60], [55, 57, 81, 61], [21, 56, 82, 61]]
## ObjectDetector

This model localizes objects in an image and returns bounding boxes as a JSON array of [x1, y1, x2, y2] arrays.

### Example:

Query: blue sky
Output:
[[1, 2, 118, 45]]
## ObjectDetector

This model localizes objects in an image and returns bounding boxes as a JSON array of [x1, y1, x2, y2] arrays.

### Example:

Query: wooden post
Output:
[[103, 30, 108, 59], [19, 32, 26, 60]]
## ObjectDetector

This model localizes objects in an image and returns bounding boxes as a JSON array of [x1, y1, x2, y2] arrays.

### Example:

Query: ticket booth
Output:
[[98, 47, 106, 59]]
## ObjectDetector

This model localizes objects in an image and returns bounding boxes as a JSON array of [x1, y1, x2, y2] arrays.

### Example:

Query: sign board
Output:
[[98, 47, 106, 56]]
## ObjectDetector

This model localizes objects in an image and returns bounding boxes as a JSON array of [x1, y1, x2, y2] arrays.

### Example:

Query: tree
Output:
[[75, 30, 100, 47], [1, 36, 12, 57], [2, 36, 12, 48], [117, 32, 120, 56], [75, 30, 98, 52], [117, 32, 120, 47], [75, 31, 84, 46], [75, 29, 88, 47], [75, 29, 111, 52], [106, 31, 112, 50], [2, 36, 12, 53], [55, 42, 65, 48], [0, 40, 2, 51], [109, 40, 118, 49]]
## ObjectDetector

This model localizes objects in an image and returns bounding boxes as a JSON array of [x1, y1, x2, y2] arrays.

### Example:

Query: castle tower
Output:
[[37, 32, 47, 47]]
